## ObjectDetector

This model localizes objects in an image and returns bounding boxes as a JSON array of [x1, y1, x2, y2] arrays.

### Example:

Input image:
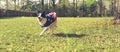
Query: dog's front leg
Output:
[[40, 27, 48, 36]]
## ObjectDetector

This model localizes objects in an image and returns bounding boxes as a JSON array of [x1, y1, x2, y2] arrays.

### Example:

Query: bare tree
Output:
[[41, 0, 44, 10], [116, 0, 120, 19], [18, 0, 20, 10], [83, 0, 85, 17], [112, 0, 120, 25], [6, 0, 8, 10], [73, 0, 77, 17], [12, 0, 16, 10], [97, 0, 104, 17], [51, 0, 56, 10]]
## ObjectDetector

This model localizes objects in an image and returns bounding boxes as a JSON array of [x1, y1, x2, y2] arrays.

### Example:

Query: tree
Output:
[[0, 0, 5, 9], [60, 0, 70, 16], [73, 0, 78, 17], [6, 0, 8, 10], [116, 0, 120, 19], [83, 0, 85, 16], [51, 0, 56, 9], [97, 0, 104, 17], [41, 0, 44, 10], [110, 0, 116, 16], [110, 0, 120, 25], [39, 0, 41, 10], [12, 0, 17, 10], [20, 0, 34, 11]]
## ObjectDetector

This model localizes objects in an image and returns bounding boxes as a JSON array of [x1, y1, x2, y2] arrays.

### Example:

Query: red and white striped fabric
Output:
[[49, 12, 57, 21]]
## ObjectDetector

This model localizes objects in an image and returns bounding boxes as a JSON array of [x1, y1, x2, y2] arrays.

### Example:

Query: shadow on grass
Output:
[[54, 33, 88, 38]]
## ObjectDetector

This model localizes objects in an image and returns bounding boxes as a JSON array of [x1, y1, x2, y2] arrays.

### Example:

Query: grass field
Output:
[[0, 17, 120, 52]]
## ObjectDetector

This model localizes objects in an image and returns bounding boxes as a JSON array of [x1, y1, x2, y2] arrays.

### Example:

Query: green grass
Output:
[[0, 17, 120, 52]]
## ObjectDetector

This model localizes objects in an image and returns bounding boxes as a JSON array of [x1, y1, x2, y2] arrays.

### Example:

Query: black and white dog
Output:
[[37, 11, 57, 35]]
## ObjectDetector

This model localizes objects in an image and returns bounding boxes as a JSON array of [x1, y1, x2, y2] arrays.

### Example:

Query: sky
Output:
[[0, 1, 6, 5]]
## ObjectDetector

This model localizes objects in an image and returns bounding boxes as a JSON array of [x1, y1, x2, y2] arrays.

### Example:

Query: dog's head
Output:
[[37, 11, 42, 18], [37, 11, 48, 18]]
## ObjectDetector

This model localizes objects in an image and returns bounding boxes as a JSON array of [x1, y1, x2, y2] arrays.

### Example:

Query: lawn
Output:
[[0, 17, 120, 52]]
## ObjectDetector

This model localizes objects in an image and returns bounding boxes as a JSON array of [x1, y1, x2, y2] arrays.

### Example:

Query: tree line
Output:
[[0, 0, 119, 17]]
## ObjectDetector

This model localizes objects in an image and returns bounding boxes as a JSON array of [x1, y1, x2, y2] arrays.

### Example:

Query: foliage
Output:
[[20, 0, 100, 17], [20, 0, 34, 11], [0, 17, 120, 52], [0, 0, 117, 17], [85, 0, 96, 7]]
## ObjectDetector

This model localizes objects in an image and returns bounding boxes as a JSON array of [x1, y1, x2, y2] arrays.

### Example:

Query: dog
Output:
[[37, 11, 57, 35]]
